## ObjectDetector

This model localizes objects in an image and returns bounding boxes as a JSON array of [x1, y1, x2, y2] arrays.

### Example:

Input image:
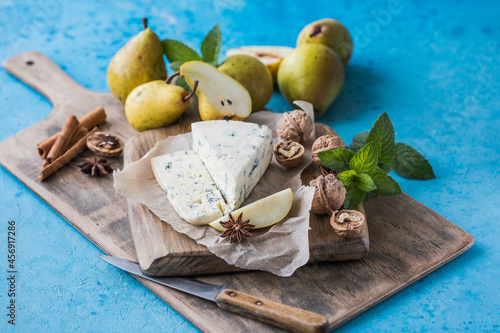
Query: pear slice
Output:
[[180, 61, 251, 121], [226, 46, 294, 80], [209, 188, 293, 231]]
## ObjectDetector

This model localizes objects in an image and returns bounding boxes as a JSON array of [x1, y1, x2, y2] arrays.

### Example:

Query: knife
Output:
[[97, 254, 329, 333]]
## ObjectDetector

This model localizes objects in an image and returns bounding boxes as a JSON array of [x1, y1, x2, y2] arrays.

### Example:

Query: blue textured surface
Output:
[[0, 0, 499, 332]]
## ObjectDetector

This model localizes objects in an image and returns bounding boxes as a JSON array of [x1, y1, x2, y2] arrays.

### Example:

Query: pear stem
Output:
[[309, 25, 322, 38], [183, 80, 199, 102], [142, 18, 148, 30], [165, 72, 180, 84]]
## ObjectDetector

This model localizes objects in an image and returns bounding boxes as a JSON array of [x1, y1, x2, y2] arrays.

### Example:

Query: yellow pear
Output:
[[107, 18, 167, 103], [226, 46, 293, 82], [297, 18, 353, 67], [218, 55, 273, 112], [180, 61, 251, 121], [277, 44, 345, 116], [124, 77, 197, 132]]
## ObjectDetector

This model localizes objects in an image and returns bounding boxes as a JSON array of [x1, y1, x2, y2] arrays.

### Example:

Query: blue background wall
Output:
[[0, 0, 499, 331]]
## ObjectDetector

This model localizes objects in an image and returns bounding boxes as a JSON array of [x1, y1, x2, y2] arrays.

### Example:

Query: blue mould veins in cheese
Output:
[[151, 150, 230, 225], [191, 120, 273, 210]]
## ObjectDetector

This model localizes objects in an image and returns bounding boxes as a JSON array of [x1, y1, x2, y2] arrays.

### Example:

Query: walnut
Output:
[[330, 210, 365, 238], [86, 132, 124, 157], [274, 141, 304, 168], [312, 134, 347, 166], [276, 110, 313, 143], [309, 174, 346, 215]]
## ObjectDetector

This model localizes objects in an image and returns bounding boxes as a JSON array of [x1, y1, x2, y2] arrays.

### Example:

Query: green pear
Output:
[[277, 44, 345, 116], [218, 55, 273, 112], [297, 18, 353, 67], [180, 61, 251, 121], [107, 18, 167, 103], [125, 78, 196, 132]]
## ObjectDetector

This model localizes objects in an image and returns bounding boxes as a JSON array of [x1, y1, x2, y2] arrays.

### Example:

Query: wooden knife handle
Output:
[[216, 288, 329, 333]]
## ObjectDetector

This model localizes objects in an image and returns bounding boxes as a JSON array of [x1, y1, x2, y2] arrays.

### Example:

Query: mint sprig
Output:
[[318, 112, 434, 209]]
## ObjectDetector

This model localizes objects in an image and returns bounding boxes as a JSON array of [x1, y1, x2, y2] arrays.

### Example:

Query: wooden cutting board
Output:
[[0, 52, 474, 331], [126, 123, 369, 276]]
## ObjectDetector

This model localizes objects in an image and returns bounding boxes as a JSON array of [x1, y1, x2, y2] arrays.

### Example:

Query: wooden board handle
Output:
[[216, 288, 329, 333], [2, 51, 92, 106]]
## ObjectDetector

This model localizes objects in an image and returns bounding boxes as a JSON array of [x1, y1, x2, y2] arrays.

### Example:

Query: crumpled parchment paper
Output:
[[114, 101, 316, 276]]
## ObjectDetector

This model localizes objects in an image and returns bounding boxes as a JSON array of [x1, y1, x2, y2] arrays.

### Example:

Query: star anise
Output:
[[220, 212, 255, 244], [77, 157, 113, 177], [97, 134, 119, 149]]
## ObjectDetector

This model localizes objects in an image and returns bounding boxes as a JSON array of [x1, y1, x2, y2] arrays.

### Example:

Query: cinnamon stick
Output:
[[39, 127, 99, 181], [46, 115, 80, 163], [37, 106, 106, 158]]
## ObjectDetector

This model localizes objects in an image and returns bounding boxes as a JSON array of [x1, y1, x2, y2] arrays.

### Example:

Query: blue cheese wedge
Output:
[[151, 150, 230, 225], [191, 120, 273, 210]]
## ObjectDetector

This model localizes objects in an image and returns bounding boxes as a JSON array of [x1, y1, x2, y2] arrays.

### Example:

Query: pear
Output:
[[209, 188, 293, 231], [277, 44, 345, 116], [218, 55, 273, 112], [180, 61, 251, 121], [107, 18, 167, 103], [124, 76, 197, 132], [226, 46, 293, 82], [297, 18, 353, 67]]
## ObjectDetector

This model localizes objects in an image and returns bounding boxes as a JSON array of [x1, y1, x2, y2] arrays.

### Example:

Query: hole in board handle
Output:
[[26, 61, 34, 65]]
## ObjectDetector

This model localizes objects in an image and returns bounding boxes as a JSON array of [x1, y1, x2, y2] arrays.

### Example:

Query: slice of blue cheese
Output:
[[191, 120, 273, 210], [151, 150, 230, 225]]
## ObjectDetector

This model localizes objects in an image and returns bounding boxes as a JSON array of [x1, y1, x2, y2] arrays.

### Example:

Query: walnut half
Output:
[[274, 141, 304, 168], [330, 210, 365, 238], [86, 132, 124, 157]]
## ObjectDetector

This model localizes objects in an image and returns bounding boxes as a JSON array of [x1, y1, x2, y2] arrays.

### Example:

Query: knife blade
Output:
[[97, 254, 329, 333]]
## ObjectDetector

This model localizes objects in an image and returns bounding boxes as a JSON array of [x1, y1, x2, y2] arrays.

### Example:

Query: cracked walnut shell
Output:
[[86, 132, 124, 157], [309, 174, 346, 215], [330, 210, 365, 238], [312, 133, 348, 166], [274, 141, 304, 168], [277, 110, 313, 143]]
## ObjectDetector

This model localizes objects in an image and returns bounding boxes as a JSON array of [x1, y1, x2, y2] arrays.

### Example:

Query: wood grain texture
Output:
[[0, 52, 474, 332], [216, 288, 329, 333], [125, 122, 369, 276]]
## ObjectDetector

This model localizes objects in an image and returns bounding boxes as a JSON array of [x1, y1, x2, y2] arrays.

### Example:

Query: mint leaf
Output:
[[163, 39, 201, 65], [201, 23, 222, 66], [337, 170, 357, 187], [356, 173, 377, 192], [344, 185, 366, 210], [349, 131, 368, 152], [317, 148, 355, 172], [349, 142, 378, 175], [363, 192, 376, 202], [366, 112, 396, 165], [379, 162, 391, 174], [371, 167, 402, 195], [391, 143, 436, 180]]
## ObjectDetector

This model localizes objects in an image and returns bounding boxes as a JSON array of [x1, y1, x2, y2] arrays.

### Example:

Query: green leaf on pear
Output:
[[163, 39, 201, 65], [201, 23, 222, 66]]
